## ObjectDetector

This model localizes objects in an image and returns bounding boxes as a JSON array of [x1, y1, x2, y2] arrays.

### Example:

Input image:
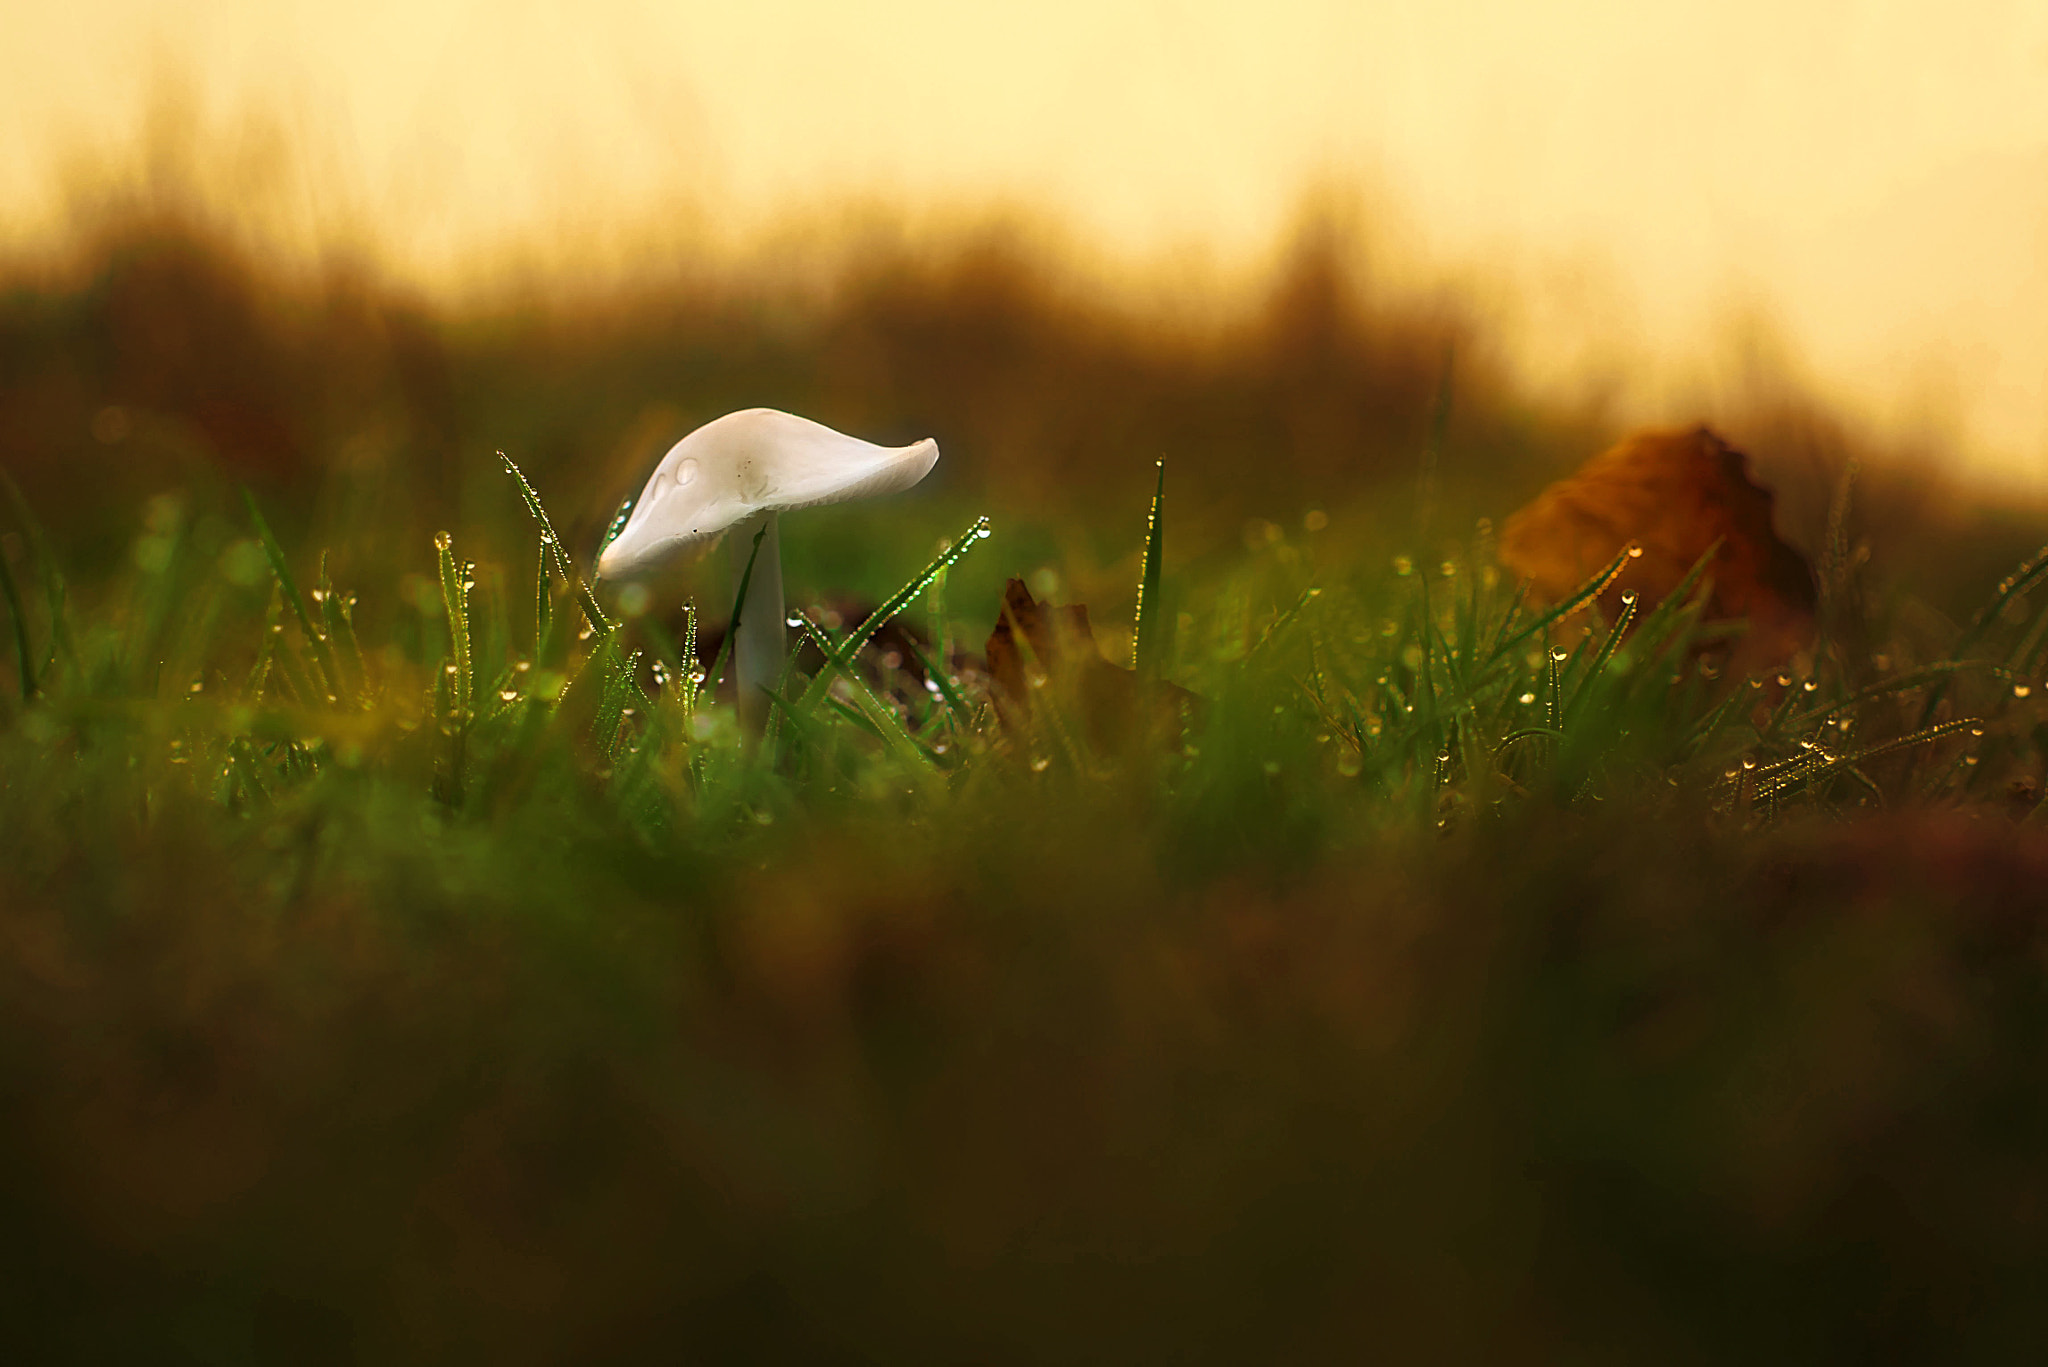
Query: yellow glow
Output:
[[5, 0, 2047, 487]]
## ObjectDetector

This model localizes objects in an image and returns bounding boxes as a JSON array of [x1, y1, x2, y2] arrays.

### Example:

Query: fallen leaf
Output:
[[984, 579, 1196, 752], [1500, 425, 1816, 670]]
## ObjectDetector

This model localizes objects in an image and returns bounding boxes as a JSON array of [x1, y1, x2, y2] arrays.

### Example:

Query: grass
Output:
[[5, 444, 2048, 1362]]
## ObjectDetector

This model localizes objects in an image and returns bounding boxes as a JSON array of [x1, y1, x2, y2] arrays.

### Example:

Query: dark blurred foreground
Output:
[[3, 796, 2046, 1363]]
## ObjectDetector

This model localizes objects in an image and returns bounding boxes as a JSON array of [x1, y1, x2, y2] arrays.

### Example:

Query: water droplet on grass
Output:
[[1030, 756, 1051, 772], [2016, 683, 2034, 698], [1518, 691, 1536, 704]]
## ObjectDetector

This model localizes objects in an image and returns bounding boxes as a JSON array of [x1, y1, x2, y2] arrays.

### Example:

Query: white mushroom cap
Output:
[[595, 408, 940, 578]]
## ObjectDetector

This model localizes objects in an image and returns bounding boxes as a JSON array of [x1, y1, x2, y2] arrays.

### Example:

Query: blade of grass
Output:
[[1133, 459, 1171, 680], [1920, 542, 2048, 724], [0, 467, 77, 679], [435, 532, 474, 724], [796, 515, 992, 714], [242, 488, 339, 704], [1488, 543, 1639, 667], [0, 541, 33, 700], [499, 452, 612, 635], [1563, 590, 1640, 729], [790, 612, 935, 775]]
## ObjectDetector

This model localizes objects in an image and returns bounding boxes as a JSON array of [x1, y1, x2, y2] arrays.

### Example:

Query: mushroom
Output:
[[595, 408, 941, 732]]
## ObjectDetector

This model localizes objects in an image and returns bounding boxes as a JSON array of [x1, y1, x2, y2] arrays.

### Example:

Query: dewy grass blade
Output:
[[535, 542, 555, 663], [242, 488, 340, 704], [1563, 590, 1639, 729], [1133, 460, 1170, 680], [1489, 542, 1638, 667], [790, 612, 934, 774], [318, 555, 367, 706], [898, 635, 972, 729], [797, 515, 991, 714], [1629, 542, 1719, 661], [1788, 659, 2011, 733], [1844, 716, 1985, 766], [1245, 586, 1322, 664], [1920, 542, 2048, 725], [500, 452, 611, 636], [435, 531, 473, 724]]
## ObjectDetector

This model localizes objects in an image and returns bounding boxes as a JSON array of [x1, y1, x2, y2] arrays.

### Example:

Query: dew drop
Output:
[[786, 615, 804, 627], [1030, 755, 1051, 772], [1741, 756, 1758, 771], [1626, 545, 1644, 558], [1620, 592, 1638, 606], [498, 689, 519, 702], [1518, 691, 1536, 705], [1971, 727, 1986, 737], [1776, 673, 1792, 687], [923, 678, 942, 695], [1802, 680, 1818, 693], [1966, 755, 1981, 767], [1392, 555, 1414, 577], [2016, 683, 2033, 698], [1549, 647, 1569, 662]]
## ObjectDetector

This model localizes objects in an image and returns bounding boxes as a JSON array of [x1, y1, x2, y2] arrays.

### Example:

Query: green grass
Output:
[[4, 458, 2048, 1363]]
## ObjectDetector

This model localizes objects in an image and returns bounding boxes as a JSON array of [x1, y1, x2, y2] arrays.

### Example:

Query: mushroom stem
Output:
[[731, 510, 786, 737]]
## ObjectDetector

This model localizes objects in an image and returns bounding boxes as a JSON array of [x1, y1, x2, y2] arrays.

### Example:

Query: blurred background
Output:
[[3, 0, 2046, 601]]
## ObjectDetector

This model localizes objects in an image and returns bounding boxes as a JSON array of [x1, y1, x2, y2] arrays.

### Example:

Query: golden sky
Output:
[[6, 0, 2048, 488]]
